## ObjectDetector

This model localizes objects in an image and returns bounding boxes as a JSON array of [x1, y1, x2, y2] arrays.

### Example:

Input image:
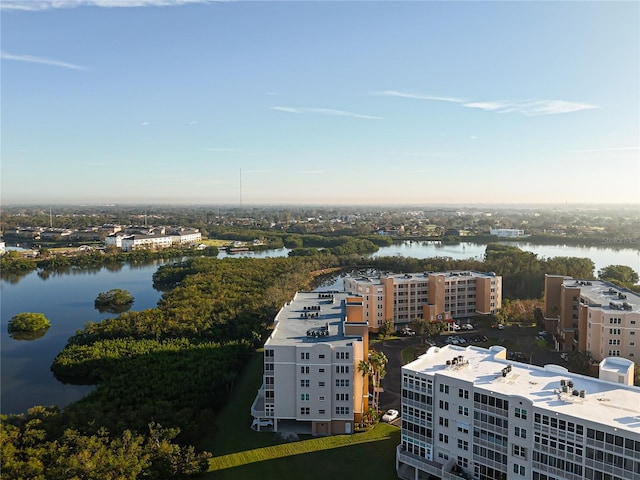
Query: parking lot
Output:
[[375, 325, 565, 415]]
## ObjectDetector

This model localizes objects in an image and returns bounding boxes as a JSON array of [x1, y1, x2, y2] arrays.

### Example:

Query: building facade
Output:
[[396, 345, 640, 480], [251, 291, 369, 435], [489, 228, 525, 237], [544, 275, 640, 362], [343, 271, 502, 331]]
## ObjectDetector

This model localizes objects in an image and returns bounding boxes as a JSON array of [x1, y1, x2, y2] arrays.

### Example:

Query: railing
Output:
[[396, 446, 443, 477]]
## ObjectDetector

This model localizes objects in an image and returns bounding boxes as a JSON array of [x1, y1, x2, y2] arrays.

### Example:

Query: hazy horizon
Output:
[[2, 0, 639, 205]]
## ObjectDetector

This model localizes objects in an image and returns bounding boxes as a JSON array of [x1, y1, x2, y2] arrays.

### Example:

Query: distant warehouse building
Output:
[[251, 291, 370, 435], [489, 228, 525, 237], [105, 228, 201, 251], [396, 344, 640, 480], [343, 271, 502, 332]]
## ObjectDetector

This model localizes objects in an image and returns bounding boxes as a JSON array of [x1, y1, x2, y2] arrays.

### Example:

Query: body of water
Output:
[[372, 241, 639, 275], [1, 241, 637, 414], [1, 261, 166, 414]]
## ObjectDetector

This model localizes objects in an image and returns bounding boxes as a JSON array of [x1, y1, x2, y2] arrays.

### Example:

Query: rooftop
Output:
[[347, 270, 498, 283], [265, 291, 362, 348], [564, 278, 640, 313], [405, 345, 640, 434]]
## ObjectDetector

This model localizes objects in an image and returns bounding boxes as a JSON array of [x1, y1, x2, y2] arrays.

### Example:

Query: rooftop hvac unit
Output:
[[579, 390, 586, 398], [572, 390, 579, 396], [560, 379, 566, 387], [567, 381, 574, 389], [562, 385, 568, 393]]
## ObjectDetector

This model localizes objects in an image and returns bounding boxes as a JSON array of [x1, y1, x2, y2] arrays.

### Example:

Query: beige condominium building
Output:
[[251, 291, 369, 435], [544, 275, 640, 362], [343, 271, 502, 331], [396, 344, 640, 480]]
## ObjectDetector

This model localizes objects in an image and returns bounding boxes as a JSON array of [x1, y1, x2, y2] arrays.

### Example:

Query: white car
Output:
[[452, 324, 461, 331], [497, 324, 505, 330], [252, 418, 273, 429], [382, 409, 399, 423], [463, 324, 474, 330]]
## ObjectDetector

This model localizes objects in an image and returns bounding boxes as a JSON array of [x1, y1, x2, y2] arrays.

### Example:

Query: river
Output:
[[1, 241, 637, 414]]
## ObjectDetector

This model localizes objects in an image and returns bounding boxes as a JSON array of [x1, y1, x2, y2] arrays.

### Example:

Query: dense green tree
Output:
[[598, 264, 639, 287], [8, 313, 51, 333]]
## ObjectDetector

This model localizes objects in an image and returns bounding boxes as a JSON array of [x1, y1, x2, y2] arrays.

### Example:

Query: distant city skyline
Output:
[[2, 0, 638, 205]]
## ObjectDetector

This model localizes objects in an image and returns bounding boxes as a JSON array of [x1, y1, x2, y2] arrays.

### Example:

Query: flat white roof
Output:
[[564, 278, 640, 313], [265, 291, 362, 348], [405, 345, 640, 434], [347, 270, 498, 284]]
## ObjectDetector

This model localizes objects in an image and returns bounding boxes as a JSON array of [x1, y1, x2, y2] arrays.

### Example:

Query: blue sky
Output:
[[2, 0, 639, 205]]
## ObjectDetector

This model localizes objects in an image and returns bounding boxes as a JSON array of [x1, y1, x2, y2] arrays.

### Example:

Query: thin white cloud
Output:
[[141, 122, 150, 126], [371, 90, 464, 103], [373, 90, 597, 116], [270, 106, 381, 120], [463, 99, 597, 116], [188, 120, 198, 125], [1, 51, 87, 70], [1, 0, 224, 10]]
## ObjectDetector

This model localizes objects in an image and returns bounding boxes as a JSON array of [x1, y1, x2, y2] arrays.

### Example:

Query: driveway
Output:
[[372, 325, 562, 414]]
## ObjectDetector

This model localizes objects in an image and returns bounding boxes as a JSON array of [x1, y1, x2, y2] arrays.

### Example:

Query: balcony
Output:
[[397, 446, 444, 478]]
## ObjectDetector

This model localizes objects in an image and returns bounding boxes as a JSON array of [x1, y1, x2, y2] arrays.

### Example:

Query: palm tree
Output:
[[369, 350, 388, 412], [357, 359, 372, 423]]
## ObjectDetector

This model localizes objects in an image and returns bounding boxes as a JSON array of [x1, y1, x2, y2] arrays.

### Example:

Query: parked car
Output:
[[497, 324, 505, 330], [462, 323, 474, 330], [457, 337, 467, 344], [452, 324, 461, 331], [560, 352, 569, 362], [382, 409, 399, 422], [400, 327, 416, 336], [252, 418, 273, 429]]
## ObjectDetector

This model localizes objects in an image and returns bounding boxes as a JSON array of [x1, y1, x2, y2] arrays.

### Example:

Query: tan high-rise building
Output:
[[544, 275, 640, 362], [343, 271, 502, 331]]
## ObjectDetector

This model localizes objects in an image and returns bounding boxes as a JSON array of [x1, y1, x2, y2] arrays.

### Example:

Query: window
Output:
[[265, 363, 274, 371], [513, 464, 525, 476], [513, 445, 527, 459], [336, 393, 349, 401], [335, 406, 350, 415], [439, 384, 450, 394], [300, 407, 309, 415], [458, 439, 469, 451], [300, 379, 310, 388], [319, 409, 326, 415], [335, 365, 350, 374], [458, 406, 469, 416], [318, 381, 325, 387], [514, 408, 527, 420], [515, 426, 527, 439], [319, 354, 325, 359], [300, 393, 309, 401], [265, 349, 274, 358], [438, 433, 449, 444], [336, 351, 350, 360], [301, 352, 309, 360], [439, 417, 449, 427], [319, 368, 325, 373], [458, 388, 469, 399], [335, 379, 349, 387], [439, 400, 449, 411], [300, 366, 309, 374]]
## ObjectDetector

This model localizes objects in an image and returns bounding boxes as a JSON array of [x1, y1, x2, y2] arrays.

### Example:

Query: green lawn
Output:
[[199, 351, 401, 480]]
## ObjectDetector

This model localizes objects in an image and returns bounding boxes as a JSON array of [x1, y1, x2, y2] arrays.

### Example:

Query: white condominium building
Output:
[[396, 344, 640, 480], [343, 271, 502, 331], [251, 291, 369, 435], [544, 275, 640, 362]]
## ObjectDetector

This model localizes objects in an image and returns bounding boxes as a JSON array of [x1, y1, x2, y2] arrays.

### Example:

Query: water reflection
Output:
[[8, 328, 50, 341]]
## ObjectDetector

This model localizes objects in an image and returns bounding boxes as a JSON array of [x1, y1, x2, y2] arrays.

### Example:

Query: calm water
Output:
[[1, 261, 166, 414], [1, 242, 637, 414], [372, 241, 640, 275]]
